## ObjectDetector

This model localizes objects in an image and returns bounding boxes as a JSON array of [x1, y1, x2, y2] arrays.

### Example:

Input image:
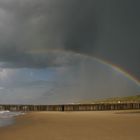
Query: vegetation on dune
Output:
[[79, 95, 140, 104]]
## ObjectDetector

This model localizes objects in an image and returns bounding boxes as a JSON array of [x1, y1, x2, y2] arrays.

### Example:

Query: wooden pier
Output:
[[0, 103, 140, 112]]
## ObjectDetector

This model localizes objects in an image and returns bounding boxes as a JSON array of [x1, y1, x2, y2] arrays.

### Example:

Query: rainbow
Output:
[[30, 48, 140, 86], [74, 52, 140, 86], [93, 57, 140, 86]]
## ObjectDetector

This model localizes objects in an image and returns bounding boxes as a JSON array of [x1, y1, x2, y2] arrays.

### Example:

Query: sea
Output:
[[0, 111, 25, 127]]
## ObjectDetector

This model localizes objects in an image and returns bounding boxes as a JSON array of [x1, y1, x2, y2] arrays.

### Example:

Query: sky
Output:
[[0, 0, 140, 104]]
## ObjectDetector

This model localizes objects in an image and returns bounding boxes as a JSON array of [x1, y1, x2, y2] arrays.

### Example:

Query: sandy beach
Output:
[[0, 111, 140, 140]]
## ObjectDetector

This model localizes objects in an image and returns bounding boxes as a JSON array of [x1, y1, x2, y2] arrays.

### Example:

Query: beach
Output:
[[0, 111, 140, 140]]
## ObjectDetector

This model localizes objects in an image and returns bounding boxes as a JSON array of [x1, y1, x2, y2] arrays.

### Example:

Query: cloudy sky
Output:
[[0, 0, 140, 104]]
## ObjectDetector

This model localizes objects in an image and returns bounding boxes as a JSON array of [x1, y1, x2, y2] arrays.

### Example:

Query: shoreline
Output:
[[0, 110, 140, 140], [0, 111, 26, 128]]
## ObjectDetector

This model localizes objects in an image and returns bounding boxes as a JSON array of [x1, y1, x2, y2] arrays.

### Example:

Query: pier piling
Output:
[[0, 103, 140, 112]]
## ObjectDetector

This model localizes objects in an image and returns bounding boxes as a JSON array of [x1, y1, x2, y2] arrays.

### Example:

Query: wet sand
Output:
[[0, 111, 140, 140]]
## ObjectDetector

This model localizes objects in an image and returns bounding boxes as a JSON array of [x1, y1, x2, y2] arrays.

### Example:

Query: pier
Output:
[[0, 103, 140, 112]]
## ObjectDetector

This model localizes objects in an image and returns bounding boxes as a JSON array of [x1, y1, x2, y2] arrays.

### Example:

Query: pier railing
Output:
[[0, 103, 140, 111]]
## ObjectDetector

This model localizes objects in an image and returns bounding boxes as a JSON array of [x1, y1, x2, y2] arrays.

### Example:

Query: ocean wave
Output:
[[0, 111, 25, 119], [0, 111, 25, 127], [0, 110, 10, 114]]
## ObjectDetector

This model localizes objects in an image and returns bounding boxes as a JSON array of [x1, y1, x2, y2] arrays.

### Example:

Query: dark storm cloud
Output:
[[0, 50, 83, 68], [0, 0, 140, 79], [0, 0, 97, 68]]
